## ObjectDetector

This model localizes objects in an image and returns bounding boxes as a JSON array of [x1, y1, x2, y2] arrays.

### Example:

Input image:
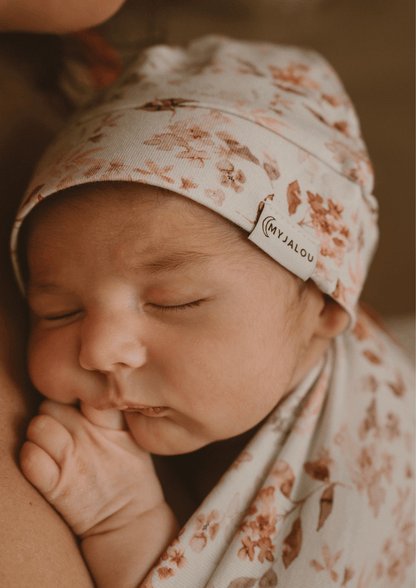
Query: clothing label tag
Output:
[[248, 200, 320, 281]]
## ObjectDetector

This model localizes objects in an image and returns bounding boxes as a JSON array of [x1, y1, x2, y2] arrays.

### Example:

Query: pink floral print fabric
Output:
[[143, 309, 415, 588], [11, 35, 378, 323]]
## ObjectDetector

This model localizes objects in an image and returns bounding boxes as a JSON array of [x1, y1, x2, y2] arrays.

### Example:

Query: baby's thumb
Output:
[[80, 401, 127, 430]]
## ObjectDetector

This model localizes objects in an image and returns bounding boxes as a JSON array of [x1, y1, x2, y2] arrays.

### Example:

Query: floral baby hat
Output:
[[11, 35, 378, 324]]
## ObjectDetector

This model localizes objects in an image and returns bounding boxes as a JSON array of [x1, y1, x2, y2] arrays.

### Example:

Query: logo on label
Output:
[[261, 215, 315, 263], [262, 216, 278, 238]]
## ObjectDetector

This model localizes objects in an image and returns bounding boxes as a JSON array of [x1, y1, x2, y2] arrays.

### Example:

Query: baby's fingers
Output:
[[26, 413, 74, 465], [38, 399, 86, 434], [80, 401, 127, 430], [20, 440, 60, 494]]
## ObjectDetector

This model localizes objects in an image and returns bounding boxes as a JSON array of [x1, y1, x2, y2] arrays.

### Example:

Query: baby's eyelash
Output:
[[150, 300, 202, 312], [43, 301, 203, 320], [45, 310, 81, 321]]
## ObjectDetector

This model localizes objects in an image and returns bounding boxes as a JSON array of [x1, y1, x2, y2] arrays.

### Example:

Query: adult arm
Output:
[[0, 56, 95, 588], [0, 349, 95, 588]]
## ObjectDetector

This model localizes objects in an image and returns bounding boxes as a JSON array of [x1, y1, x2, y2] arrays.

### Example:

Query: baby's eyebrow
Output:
[[27, 251, 215, 294], [138, 250, 214, 274], [27, 282, 66, 296]]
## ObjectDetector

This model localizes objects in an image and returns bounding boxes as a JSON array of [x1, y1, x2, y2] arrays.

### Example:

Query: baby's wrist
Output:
[[80, 502, 179, 588], [79, 493, 168, 540]]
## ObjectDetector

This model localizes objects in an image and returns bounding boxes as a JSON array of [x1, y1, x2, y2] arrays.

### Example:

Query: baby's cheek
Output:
[[28, 330, 79, 403]]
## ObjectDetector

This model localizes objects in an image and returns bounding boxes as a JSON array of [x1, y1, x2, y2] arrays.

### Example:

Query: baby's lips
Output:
[[80, 401, 127, 430]]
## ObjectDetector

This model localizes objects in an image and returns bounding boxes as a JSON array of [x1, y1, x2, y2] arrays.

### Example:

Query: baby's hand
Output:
[[20, 399, 165, 538]]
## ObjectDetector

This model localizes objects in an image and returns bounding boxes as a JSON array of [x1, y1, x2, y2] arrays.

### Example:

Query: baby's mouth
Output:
[[124, 406, 168, 417]]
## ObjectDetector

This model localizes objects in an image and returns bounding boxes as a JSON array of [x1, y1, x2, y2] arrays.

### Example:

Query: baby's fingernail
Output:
[[34, 415, 48, 432]]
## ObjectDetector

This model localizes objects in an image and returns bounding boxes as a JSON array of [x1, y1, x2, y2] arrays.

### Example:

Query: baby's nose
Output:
[[78, 311, 147, 373]]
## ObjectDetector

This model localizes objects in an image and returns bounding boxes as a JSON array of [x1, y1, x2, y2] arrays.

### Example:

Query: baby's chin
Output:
[[124, 411, 214, 456]]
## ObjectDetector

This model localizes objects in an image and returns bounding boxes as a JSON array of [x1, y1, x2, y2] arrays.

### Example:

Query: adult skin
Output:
[[0, 2, 126, 586], [0, 0, 126, 33]]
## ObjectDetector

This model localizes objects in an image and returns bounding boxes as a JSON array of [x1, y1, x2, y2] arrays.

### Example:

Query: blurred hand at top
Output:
[[0, 0, 126, 33]]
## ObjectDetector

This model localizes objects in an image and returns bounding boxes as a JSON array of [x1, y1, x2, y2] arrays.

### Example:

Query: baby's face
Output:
[[26, 183, 323, 455]]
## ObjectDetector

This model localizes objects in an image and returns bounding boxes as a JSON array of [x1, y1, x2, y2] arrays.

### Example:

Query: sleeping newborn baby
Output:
[[13, 37, 414, 588]]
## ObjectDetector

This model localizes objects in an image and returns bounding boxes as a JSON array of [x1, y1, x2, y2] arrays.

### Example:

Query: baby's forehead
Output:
[[41, 182, 242, 236], [28, 182, 250, 265], [25, 182, 304, 313]]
